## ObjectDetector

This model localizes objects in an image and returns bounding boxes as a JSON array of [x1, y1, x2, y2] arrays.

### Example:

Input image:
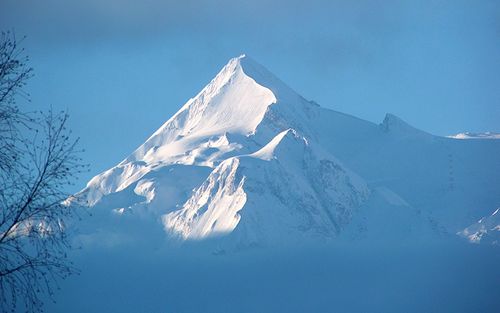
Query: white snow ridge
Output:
[[447, 132, 500, 140], [70, 55, 500, 247]]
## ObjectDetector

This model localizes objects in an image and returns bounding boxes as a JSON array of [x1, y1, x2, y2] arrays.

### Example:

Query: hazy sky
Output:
[[1, 0, 499, 186]]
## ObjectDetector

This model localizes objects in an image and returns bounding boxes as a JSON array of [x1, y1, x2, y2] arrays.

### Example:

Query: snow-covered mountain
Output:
[[70, 55, 500, 246], [447, 132, 500, 140], [458, 208, 500, 245]]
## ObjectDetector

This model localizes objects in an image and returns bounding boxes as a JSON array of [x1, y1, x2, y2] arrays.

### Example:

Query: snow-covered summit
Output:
[[380, 113, 431, 138], [73, 55, 317, 209], [250, 129, 305, 161], [447, 132, 500, 140], [124, 55, 277, 162], [458, 208, 500, 245], [71, 55, 500, 247]]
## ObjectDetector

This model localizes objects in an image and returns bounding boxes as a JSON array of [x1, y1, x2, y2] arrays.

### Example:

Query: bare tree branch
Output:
[[0, 31, 86, 313]]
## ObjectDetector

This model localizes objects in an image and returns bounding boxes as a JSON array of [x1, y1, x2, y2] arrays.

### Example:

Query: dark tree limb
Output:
[[0, 31, 85, 313]]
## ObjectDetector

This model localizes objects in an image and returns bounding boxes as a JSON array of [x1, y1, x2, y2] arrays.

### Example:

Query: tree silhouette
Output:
[[0, 31, 85, 313]]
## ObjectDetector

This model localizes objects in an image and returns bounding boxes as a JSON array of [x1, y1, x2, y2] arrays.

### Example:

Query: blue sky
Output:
[[1, 0, 499, 187]]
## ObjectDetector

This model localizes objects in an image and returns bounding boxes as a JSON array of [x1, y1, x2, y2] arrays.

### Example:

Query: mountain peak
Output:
[[220, 54, 264, 78], [250, 129, 307, 161], [380, 113, 408, 130], [380, 113, 431, 138], [121, 55, 313, 166], [227, 54, 301, 103], [228, 54, 261, 68], [231, 53, 249, 64]]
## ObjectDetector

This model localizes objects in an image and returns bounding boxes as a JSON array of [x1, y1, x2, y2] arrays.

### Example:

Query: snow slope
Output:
[[70, 55, 500, 246], [163, 129, 369, 244], [458, 208, 500, 244], [447, 132, 500, 139]]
